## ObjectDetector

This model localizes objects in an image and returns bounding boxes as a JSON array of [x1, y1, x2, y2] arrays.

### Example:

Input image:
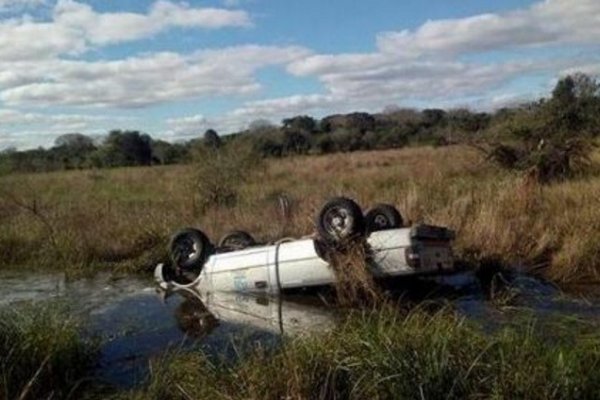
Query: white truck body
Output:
[[155, 225, 455, 294]]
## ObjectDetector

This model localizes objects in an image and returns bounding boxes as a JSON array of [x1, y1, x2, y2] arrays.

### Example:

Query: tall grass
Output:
[[0, 302, 97, 400], [120, 305, 600, 400], [0, 145, 599, 283], [326, 242, 382, 306]]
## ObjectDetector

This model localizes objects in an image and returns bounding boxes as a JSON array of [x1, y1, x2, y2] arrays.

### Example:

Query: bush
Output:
[[486, 136, 594, 184], [192, 142, 263, 211], [483, 74, 599, 183], [527, 138, 592, 183]]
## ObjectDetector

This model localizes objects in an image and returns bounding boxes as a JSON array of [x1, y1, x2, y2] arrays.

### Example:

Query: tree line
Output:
[[0, 108, 493, 174], [1, 73, 599, 180]]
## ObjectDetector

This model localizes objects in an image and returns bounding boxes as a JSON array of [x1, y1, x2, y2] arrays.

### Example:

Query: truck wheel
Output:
[[365, 204, 403, 233], [316, 197, 365, 243], [218, 230, 256, 250], [169, 228, 212, 274]]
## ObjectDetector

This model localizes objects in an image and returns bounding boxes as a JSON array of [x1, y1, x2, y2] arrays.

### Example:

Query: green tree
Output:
[[94, 130, 153, 167], [282, 115, 317, 133], [282, 131, 311, 155], [422, 109, 446, 128], [53, 133, 96, 169], [54, 133, 95, 149], [203, 129, 222, 149], [151, 140, 187, 164], [546, 73, 600, 136]]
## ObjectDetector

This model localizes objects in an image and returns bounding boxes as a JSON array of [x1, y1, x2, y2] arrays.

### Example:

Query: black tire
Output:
[[218, 230, 256, 250], [365, 204, 404, 233], [316, 197, 365, 243], [168, 228, 212, 279]]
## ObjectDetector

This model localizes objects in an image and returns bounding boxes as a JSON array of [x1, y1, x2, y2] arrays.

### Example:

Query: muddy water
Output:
[[1, 270, 599, 388], [0, 271, 333, 387]]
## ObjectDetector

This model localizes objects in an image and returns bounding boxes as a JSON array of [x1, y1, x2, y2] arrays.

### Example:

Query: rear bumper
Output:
[[410, 224, 455, 241]]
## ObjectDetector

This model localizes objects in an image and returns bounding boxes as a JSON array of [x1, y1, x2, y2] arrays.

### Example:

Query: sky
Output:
[[0, 0, 599, 150]]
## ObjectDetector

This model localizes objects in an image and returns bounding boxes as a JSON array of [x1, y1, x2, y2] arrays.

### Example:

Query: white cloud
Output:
[[3, 0, 600, 150], [0, 18, 86, 61], [166, 114, 211, 140], [0, 132, 28, 150], [166, 109, 289, 139], [562, 62, 600, 77], [0, 45, 311, 108], [0, 108, 132, 130], [231, 94, 337, 119], [485, 93, 539, 110], [0, 108, 137, 149], [0, 130, 102, 150], [376, 0, 600, 57], [284, 0, 600, 113], [227, 63, 530, 122], [0, 109, 39, 124], [287, 57, 553, 109], [0, 0, 252, 62], [289, 0, 600, 79], [53, 0, 252, 45]]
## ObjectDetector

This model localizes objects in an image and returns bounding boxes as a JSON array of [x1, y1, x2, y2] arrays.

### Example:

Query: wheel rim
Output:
[[374, 214, 389, 228], [323, 206, 353, 239], [173, 237, 200, 263]]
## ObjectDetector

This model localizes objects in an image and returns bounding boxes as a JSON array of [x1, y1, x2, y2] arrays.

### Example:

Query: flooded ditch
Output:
[[1, 269, 599, 389]]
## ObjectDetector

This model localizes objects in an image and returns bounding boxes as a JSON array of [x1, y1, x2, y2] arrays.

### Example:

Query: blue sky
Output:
[[0, 0, 599, 149]]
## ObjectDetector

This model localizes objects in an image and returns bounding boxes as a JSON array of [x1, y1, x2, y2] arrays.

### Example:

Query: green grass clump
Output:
[[121, 306, 600, 400], [0, 302, 97, 400]]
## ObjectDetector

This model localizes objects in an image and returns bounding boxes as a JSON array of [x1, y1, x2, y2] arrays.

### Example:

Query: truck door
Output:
[[209, 247, 271, 293]]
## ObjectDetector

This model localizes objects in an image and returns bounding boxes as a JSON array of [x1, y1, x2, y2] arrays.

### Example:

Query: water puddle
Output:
[[0, 271, 334, 387], [0, 269, 599, 388]]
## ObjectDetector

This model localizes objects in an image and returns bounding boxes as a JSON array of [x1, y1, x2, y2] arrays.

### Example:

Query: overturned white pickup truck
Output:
[[155, 197, 456, 294]]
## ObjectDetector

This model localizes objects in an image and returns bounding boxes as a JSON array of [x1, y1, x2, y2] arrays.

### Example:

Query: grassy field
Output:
[[1, 144, 599, 283]]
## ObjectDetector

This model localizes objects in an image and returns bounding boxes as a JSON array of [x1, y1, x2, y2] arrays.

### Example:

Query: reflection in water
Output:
[[1, 269, 599, 388], [165, 287, 337, 339], [173, 293, 219, 339]]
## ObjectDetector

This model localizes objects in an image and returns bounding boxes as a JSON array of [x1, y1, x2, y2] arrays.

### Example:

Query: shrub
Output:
[[527, 138, 592, 183], [482, 74, 599, 183], [192, 142, 264, 211], [0, 302, 96, 400], [487, 138, 593, 183]]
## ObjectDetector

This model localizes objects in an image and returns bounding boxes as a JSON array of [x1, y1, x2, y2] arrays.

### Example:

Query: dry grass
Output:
[[324, 242, 382, 306], [0, 145, 599, 283]]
